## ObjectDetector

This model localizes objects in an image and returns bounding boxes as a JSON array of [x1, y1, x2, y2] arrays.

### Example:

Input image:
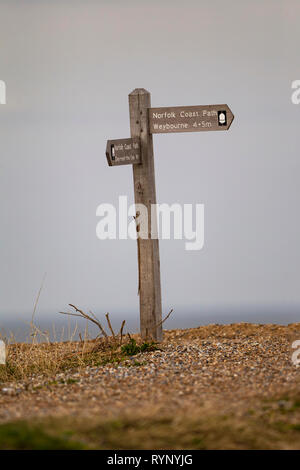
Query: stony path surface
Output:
[[0, 323, 299, 423]]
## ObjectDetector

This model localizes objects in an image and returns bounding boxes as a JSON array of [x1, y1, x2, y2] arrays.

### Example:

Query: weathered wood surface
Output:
[[149, 104, 234, 134], [129, 88, 163, 341]]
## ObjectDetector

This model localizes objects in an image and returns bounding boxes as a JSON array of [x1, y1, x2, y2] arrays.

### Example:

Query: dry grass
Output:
[[0, 303, 170, 383], [0, 303, 127, 382], [0, 334, 159, 383]]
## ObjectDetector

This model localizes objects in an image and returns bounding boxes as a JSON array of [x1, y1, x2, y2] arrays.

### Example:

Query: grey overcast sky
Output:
[[0, 0, 299, 331]]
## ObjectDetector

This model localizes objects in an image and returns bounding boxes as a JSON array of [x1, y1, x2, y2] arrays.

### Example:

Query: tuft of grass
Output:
[[121, 338, 159, 356]]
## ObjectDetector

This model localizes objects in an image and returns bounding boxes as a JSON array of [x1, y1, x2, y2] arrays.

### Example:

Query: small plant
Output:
[[121, 338, 159, 356], [121, 338, 139, 355]]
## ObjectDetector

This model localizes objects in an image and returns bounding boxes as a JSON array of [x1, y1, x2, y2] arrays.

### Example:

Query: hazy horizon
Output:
[[1, 304, 299, 343]]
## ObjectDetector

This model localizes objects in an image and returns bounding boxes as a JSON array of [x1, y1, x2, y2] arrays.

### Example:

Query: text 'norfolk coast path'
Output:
[[149, 104, 234, 134]]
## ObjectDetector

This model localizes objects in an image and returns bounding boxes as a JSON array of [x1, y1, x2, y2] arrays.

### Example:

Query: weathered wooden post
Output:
[[106, 89, 234, 342], [128, 88, 163, 341]]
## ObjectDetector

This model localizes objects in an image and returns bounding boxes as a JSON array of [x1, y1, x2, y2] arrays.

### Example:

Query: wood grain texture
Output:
[[129, 88, 163, 341]]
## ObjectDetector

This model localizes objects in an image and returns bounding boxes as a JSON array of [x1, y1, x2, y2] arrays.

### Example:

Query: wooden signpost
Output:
[[106, 89, 234, 341]]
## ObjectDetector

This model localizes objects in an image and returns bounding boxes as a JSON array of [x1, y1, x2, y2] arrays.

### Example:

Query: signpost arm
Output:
[[128, 88, 163, 341]]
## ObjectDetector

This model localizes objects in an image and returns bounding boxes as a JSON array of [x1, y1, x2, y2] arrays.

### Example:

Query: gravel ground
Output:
[[0, 323, 299, 424]]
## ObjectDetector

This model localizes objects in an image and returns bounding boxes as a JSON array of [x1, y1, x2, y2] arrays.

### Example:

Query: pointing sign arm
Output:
[[148, 104, 234, 134], [106, 138, 141, 166]]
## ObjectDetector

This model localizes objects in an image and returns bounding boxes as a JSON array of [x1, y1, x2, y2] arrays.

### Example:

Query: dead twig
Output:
[[155, 308, 174, 329], [89, 310, 108, 340], [30, 272, 47, 345], [105, 313, 115, 338], [119, 320, 126, 346], [59, 304, 108, 341], [60, 304, 126, 348]]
